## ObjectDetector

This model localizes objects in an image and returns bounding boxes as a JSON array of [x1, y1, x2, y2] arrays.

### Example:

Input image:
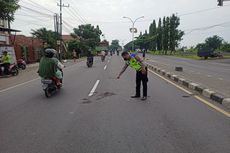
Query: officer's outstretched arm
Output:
[[117, 64, 128, 79]]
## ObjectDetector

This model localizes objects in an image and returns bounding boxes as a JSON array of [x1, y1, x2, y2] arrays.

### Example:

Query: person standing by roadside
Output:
[[142, 49, 146, 60], [117, 51, 148, 100], [72, 50, 77, 62]]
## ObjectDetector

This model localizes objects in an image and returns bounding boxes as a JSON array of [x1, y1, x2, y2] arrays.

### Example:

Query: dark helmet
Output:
[[44, 48, 56, 58], [3, 51, 8, 54]]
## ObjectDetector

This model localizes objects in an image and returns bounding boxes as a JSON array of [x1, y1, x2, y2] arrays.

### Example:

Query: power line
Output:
[[184, 21, 230, 35], [15, 13, 53, 19], [178, 4, 230, 17], [20, 5, 53, 17], [25, 0, 55, 14], [69, 6, 87, 23], [68, 0, 88, 23], [63, 7, 85, 24]]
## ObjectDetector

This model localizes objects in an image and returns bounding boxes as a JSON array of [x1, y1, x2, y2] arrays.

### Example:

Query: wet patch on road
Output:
[[182, 93, 196, 98], [96, 92, 116, 101], [82, 98, 92, 104]]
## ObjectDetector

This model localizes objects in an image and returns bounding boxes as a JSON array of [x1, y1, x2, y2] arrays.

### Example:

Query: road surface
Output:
[[146, 54, 230, 97], [0, 56, 230, 153]]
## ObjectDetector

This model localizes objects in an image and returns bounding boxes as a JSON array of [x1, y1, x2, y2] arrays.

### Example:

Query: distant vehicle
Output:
[[17, 59, 26, 70], [197, 50, 223, 60], [87, 56, 93, 68]]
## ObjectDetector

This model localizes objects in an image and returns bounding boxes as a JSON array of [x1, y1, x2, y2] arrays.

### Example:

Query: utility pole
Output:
[[57, 0, 69, 60]]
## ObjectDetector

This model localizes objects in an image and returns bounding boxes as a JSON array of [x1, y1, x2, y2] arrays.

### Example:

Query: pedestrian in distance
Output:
[[142, 49, 146, 60], [117, 51, 148, 101], [72, 50, 77, 62]]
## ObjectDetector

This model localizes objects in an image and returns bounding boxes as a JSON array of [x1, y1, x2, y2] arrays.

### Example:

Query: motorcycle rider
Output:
[[1, 51, 12, 75], [87, 51, 94, 66], [101, 50, 106, 62], [38, 49, 63, 86]]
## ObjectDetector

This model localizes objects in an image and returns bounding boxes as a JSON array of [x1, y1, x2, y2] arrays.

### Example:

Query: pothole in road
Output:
[[82, 98, 92, 104], [182, 94, 195, 98], [96, 92, 116, 101], [182, 95, 190, 98]]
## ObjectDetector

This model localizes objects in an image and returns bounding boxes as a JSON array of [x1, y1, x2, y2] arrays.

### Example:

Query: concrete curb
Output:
[[146, 63, 230, 107]]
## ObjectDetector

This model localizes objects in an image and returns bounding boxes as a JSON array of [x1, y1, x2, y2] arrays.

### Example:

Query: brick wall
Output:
[[10, 35, 43, 63]]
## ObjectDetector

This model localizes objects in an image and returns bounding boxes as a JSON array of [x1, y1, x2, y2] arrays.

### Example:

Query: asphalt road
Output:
[[0, 56, 230, 153], [146, 54, 230, 97]]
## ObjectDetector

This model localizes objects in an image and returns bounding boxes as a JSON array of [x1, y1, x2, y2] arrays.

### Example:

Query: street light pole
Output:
[[123, 16, 144, 51]]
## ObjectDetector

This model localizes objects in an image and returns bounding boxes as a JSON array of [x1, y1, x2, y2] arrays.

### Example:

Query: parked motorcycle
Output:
[[17, 59, 26, 70], [0, 63, 19, 77]]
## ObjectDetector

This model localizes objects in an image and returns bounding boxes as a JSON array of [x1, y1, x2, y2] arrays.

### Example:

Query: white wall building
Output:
[[0, 19, 10, 45]]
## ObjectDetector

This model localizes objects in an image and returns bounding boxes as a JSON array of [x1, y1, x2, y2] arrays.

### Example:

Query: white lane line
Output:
[[148, 69, 230, 118], [0, 78, 40, 93], [88, 80, 100, 97], [104, 65, 107, 70], [0, 61, 86, 93]]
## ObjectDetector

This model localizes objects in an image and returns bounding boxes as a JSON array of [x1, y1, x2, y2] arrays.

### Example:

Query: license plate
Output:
[[42, 84, 48, 90]]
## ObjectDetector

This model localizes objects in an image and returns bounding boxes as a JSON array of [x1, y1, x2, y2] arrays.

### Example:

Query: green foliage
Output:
[[169, 14, 184, 54], [124, 14, 184, 54], [31, 28, 59, 48], [205, 35, 223, 50], [72, 24, 102, 49], [124, 41, 133, 51], [67, 40, 80, 52], [110, 40, 121, 50], [149, 20, 157, 51], [221, 42, 230, 52], [196, 35, 224, 51], [157, 18, 163, 51], [162, 17, 169, 54], [0, 0, 20, 22]]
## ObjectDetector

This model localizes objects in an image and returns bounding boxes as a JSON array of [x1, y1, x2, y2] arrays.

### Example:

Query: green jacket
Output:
[[38, 56, 57, 78], [2, 54, 11, 64]]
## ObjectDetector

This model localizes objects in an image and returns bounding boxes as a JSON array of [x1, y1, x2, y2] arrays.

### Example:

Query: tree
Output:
[[31, 28, 58, 48], [221, 42, 230, 52], [149, 20, 157, 51], [157, 18, 163, 52], [196, 43, 209, 51], [0, 0, 20, 22], [205, 35, 223, 50], [110, 40, 121, 50], [72, 24, 102, 49], [169, 14, 184, 54], [162, 17, 170, 54], [124, 41, 133, 51], [67, 40, 80, 52]]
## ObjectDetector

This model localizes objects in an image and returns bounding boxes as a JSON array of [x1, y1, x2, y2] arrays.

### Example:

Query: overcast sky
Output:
[[12, 0, 230, 47]]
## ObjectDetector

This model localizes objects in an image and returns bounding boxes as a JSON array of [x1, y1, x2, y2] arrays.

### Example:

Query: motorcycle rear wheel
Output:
[[45, 88, 52, 98]]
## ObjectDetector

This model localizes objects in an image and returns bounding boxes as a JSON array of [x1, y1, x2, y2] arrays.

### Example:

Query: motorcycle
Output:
[[101, 55, 105, 62], [41, 78, 62, 98], [87, 56, 93, 68], [0, 63, 19, 77], [17, 59, 26, 70], [41, 62, 64, 98]]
